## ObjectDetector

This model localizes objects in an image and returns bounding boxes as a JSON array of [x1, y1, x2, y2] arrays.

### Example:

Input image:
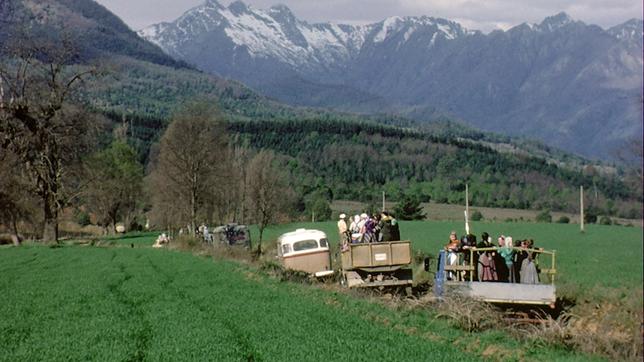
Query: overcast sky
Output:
[[95, 0, 642, 33]]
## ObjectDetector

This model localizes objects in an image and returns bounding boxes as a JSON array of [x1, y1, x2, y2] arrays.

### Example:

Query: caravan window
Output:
[[293, 239, 319, 252], [319, 238, 329, 248], [281, 244, 291, 255]]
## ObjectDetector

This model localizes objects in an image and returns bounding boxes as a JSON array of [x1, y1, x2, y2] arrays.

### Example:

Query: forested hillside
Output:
[[80, 53, 639, 220], [228, 120, 639, 217]]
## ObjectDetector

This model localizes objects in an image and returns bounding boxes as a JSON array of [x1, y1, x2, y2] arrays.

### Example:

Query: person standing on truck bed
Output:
[[379, 211, 399, 242], [445, 231, 460, 281], [390, 213, 400, 241], [349, 214, 362, 243], [337, 213, 349, 250], [477, 232, 497, 281]]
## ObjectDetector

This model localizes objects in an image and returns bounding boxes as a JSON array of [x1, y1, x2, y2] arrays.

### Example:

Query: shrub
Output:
[[556, 216, 570, 224], [435, 295, 501, 332], [74, 210, 91, 226], [536, 210, 552, 223], [309, 197, 332, 221], [584, 212, 597, 224], [470, 210, 483, 221], [599, 216, 612, 225]]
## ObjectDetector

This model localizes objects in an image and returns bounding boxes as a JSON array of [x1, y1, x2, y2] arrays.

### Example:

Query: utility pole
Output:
[[465, 183, 469, 216], [382, 191, 386, 212], [465, 183, 470, 235], [580, 186, 585, 233]]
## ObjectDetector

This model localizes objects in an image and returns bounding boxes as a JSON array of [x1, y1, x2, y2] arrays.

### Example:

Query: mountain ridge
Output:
[[140, 1, 643, 160]]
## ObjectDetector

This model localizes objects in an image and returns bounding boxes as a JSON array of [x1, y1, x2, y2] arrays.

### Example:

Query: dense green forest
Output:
[[99, 104, 641, 219]]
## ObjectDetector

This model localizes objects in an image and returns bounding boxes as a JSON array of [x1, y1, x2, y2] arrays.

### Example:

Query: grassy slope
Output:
[[0, 245, 597, 361]]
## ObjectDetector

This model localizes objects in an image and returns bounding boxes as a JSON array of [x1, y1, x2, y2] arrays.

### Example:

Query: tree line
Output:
[[0, 34, 294, 246]]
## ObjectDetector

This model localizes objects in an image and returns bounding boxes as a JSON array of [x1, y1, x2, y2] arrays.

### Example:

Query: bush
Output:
[[599, 216, 612, 225], [74, 210, 91, 226], [535, 210, 552, 223], [435, 296, 501, 332], [307, 197, 332, 221], [556, 216, 570, 224], [470, 210, 483, 221], [584, 212, 597, 224]]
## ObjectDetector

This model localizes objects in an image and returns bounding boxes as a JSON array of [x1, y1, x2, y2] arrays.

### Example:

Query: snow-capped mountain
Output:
[[140, 1, 643, 160], [141, 0, 469, 71]]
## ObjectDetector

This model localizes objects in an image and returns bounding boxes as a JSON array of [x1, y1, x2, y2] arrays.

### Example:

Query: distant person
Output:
[[390, 213, 400, 241], [349, 214, 362, 243], [203, 225, 211, 244], [498, 236, 515, 283], [520, 239, 540, 284], [372, 213, 382, 242], [460, 234, 477, 280], [153, 233, 169, 248], [378, 211, 399, 242], [358, 213, 368, 233], [445, 231, 460, 281], [493, 236, 509, 282], [362, 215, 377, 243], [514, 239, 529, 282], [337, 213, 349, 250], [477, 232, 497, 281]]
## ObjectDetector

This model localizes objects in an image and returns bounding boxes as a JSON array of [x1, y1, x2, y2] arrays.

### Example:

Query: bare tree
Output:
[[0, 149, 37, 245], [147, 101, 228, 235], [245, 150, 294, 255], [0, 31, 99, 243]]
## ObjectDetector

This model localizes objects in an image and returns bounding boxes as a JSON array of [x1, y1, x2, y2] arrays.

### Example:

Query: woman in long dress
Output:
[[477, 232, 497, 281], [520, 239, 540, 284], [445, 231, 460, 281]]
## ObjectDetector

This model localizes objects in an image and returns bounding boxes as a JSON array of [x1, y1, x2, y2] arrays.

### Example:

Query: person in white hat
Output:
[[337, 213, 348, 249], [357, 213, 368, 234]]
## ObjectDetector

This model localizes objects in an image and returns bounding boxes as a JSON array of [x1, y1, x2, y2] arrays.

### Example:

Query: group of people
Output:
[[337, 211, 401, 250], [444, 231, 542, 284], [153, 233, 170, 248]]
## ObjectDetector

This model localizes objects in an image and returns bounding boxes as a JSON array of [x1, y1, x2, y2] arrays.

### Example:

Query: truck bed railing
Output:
[[442, 247, 557, 285]]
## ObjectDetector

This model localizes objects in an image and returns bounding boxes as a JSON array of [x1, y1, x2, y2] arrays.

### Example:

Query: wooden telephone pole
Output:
[[464, 184, 470, 235], [580, 186, 585, 233]]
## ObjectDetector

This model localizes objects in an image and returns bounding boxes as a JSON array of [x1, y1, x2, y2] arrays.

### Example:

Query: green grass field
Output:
[[1, 221, 640, 361], [1, 244, 600, 361]]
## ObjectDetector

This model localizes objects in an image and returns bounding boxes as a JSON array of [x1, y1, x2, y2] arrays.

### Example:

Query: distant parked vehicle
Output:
[[211, 224, 251, 248], [277, 229, 334, 277]]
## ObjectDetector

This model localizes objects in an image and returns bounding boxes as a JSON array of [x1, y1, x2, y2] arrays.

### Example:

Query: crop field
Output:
[[1, 242, 606, 361], [1, 220, 640, 361]]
